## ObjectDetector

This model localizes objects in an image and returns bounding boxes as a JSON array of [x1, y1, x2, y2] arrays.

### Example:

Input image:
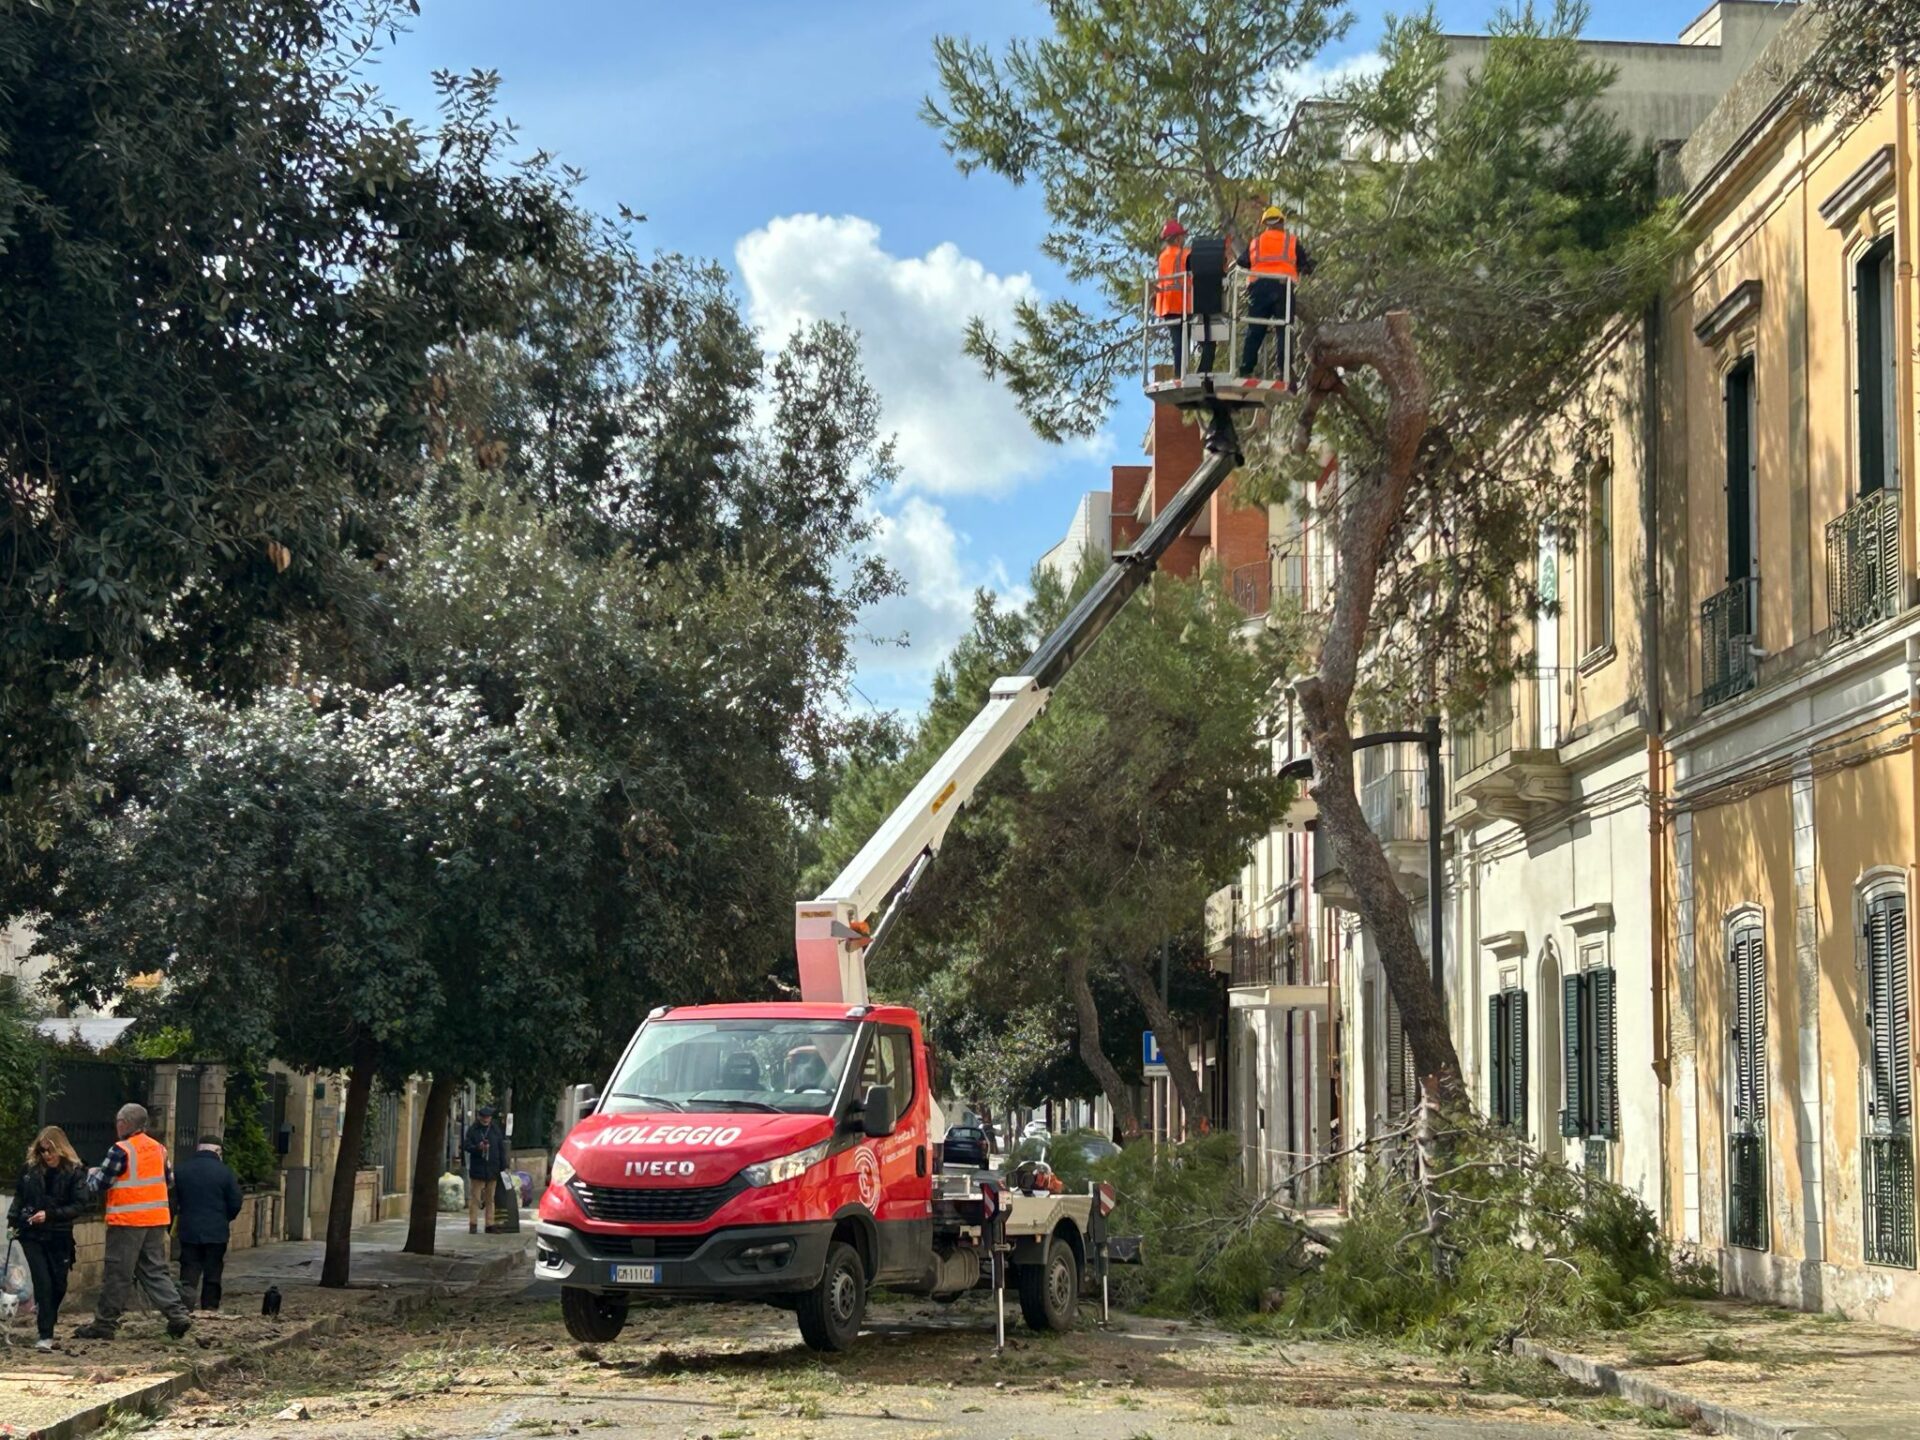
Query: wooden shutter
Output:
[[1868, 896, 1913, 1127], [1562, 973, 1585, 1138], [1385, 992, 1408, 1117], [1488, 993, 1508, 1125], [1592, 968, 1619, 1140], [1731, 924, 1767, 1130], [1506, 989, 1529, 1134]]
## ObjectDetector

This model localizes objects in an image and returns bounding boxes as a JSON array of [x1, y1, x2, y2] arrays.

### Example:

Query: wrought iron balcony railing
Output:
[[1360, 765, 1429, 844], [1826, 488, 1902, 638], [1230, 559, 1271, 618], [1700, 576, 1760, 710]]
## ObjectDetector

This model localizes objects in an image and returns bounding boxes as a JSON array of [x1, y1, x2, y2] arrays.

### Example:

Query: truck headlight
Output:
[[741, 1139, 831, 1187], [550, 1155, 576, 1187]]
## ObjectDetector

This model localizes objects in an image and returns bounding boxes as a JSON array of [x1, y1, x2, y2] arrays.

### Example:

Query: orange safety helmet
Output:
[[1160, 219, 1186, 240]]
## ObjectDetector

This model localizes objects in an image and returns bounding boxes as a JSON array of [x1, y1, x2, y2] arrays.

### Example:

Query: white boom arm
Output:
[[797, 413, 1243, 1004]]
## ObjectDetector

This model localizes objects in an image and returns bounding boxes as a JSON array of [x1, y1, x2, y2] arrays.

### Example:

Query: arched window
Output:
[[1726, 908, 1768, 1251], [1860, 874, 1914, 1269]]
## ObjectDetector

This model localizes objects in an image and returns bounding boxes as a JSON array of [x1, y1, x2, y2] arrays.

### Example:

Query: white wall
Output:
[[1457, 742, 1662, 1214]]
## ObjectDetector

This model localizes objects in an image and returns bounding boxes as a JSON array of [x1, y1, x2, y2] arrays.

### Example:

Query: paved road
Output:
[[140, 1279, 1678, 1440]]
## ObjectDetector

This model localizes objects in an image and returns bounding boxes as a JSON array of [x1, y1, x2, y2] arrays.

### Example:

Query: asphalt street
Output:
[[132, 1278, 1692, 1440]]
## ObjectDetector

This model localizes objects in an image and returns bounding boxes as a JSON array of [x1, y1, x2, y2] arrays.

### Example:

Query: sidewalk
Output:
[[1, 1214, 531, 1440], [1516, 1298, 1920, 1440]]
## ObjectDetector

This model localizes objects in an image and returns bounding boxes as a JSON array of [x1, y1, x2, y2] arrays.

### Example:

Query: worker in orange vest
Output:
[[1237, 204, 1313, 379], [70, 1103, 193, 1341], [1153, 219, 1191, 371]]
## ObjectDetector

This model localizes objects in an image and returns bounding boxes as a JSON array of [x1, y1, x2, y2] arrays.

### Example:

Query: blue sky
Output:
[[373, 0, 1709, 713]]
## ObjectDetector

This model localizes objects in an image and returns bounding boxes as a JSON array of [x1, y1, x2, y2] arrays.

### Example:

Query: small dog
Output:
[[0, 1287, 20, 1347]]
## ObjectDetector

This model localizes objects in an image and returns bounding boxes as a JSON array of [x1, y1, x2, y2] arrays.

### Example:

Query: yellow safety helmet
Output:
[[1261, 204, 1286, 225]]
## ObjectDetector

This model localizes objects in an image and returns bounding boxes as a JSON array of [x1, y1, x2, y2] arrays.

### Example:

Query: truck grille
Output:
[[568, 1177, 744, 1224], [592, 1233, 707, 1259]]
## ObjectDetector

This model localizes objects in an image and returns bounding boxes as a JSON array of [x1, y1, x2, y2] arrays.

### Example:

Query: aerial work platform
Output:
[[1143, 231, 1294, 409]]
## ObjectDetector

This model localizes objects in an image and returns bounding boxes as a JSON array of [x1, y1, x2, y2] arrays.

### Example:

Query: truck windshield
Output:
[[603, 1019, 859, 1117]]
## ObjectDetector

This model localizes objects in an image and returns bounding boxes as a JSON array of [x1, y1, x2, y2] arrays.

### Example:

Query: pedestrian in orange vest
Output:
[[70, 1104, 193, 1341], [1153, 219, 1192, 371], [1237, 204, 1313, 379]]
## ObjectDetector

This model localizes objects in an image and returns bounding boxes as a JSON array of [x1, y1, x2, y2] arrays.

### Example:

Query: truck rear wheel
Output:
[[561, 1287, 629, 1343], [796, 1240, 866, 1352], [1017, 1235, 1079, 1332]]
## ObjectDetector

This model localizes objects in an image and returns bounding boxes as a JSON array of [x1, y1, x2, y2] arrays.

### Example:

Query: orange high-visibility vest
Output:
[[1247, 228, 1299, 281], [1154, 244, 1191, 317], [105, 1132, 171, 1228]]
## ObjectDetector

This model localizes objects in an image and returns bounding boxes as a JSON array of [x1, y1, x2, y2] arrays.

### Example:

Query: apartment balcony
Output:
[[1826, 489, 1903, 638], [1204, 884, 1242, 966], [1275, 545, 1336, 613], [1700, 576, 1759, 709], [1230, 560, 1271, 618], [1453, 670, 1574, 826], [1226, 920, 1330, 1012], [1314, 761, 1430, 906]]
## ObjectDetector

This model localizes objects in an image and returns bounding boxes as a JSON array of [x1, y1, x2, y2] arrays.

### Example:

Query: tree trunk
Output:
[[321, 1039, 378, 1289], [402, 1074, 457, 1256], [1115, 954, 1207, 1134], [1291, 311, 1464, 1098], [1065, 952, 1138, 1136]]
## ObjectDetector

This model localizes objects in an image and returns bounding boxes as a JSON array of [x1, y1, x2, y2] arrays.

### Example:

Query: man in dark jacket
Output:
[[172, 1140, 243, 1310], [463, 1105, 508, 1235]]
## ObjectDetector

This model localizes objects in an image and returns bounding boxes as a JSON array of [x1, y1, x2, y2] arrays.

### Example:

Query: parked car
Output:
[[944, 1124, 991, 1169]]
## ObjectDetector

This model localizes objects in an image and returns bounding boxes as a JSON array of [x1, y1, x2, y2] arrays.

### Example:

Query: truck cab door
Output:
[[855, 1025, 931, 1280]]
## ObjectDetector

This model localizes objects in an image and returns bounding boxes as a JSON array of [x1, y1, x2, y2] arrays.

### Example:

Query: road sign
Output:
[[1142, 1030, 1168, 1077]]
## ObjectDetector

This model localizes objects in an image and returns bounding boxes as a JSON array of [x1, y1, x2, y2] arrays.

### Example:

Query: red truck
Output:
[[536, 1002, 1112, 1350], [537, 396, 1253, 1351]]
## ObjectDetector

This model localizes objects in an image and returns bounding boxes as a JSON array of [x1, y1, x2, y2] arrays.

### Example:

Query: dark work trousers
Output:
[[179, 1240, 230, 1310], [1239, 278, 1291, 377], [20, 1232, 74, 1340], [1163, 318, 1186, 373], [93, 1226, 191, 1332]]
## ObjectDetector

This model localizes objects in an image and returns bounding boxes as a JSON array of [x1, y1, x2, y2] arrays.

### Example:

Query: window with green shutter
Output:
[[1728, 921, 1769, 1251], [1560, 968, 1620, 1142], [1863, 891, 1915, 1269], [1488, 988, 1528, 1130]]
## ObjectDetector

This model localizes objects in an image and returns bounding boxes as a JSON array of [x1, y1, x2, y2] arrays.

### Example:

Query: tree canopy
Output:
[[811, 555, 1290, 1130], [927, 0, 1687, 1089], [0, 0, 583, 861]]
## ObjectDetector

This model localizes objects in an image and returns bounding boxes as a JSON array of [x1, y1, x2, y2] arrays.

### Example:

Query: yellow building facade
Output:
[[1656, 25, 1920, 1322]]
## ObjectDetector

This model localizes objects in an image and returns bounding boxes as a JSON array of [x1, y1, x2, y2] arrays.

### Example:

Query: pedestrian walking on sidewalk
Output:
[[463, 1104, 508, 1235], [70, 1103, 193, 1341], [6, 1126, 87, 1350], [173, 1139, 242, 1310]]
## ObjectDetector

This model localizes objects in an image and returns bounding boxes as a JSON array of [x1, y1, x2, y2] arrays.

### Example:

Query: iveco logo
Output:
[[625, 1160, 697, 1178]]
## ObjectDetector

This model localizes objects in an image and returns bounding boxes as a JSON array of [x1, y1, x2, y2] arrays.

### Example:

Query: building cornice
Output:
[[1694, 279, 1764, 344], [1819, 143, 1897, 228]]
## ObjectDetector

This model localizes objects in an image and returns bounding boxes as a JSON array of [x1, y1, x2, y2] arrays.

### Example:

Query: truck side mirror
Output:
[[562, 1083, 599, 1134], [859, 1085, 897, 1138]]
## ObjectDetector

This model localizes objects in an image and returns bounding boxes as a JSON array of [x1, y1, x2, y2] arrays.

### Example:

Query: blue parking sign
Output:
[[1142, 1030, 1163, 1067]]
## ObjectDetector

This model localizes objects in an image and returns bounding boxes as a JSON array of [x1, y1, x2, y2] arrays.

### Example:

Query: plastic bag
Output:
[[2, 1240, 35, 1318], [436, 1171, 466, 1212]]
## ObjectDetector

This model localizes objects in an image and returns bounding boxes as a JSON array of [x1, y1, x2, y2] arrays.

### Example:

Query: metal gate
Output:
[[361, 1088, 402, 1193], [173, 1068, 202, 1151]]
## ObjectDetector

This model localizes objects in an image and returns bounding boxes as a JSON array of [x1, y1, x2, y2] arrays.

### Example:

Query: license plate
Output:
[[610, 1264, 660, 1285]]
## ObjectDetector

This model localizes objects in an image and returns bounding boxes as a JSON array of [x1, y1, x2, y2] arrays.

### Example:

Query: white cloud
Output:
[[1280, 49, 1388, 104], [736, 213, 1085, 499], [851, 496, 1031, 711]]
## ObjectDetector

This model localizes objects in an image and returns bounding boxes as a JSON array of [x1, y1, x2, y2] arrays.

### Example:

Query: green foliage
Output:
[[1284, 1115, 1693, 1349], [0, 977, 47, 1169], [1098, 1132, 1311, 1318], [810, 558, 1290, 1115], [222, 1068, 281, 1188], [924, 0, 1352, 437], [127, 1026, 196, 1062], [1798, 1, 1916, 123], [0, 0, 585, 856]]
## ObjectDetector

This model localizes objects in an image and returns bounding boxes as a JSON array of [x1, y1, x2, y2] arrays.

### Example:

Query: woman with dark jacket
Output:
[[6, 1126, 88, 1350]]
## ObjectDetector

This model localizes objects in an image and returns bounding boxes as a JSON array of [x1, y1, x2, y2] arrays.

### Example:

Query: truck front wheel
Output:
[[795, 1240, 866, 1352], [1017, 1235, 1079, 1332], [561, 1287, 629, 1343]]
